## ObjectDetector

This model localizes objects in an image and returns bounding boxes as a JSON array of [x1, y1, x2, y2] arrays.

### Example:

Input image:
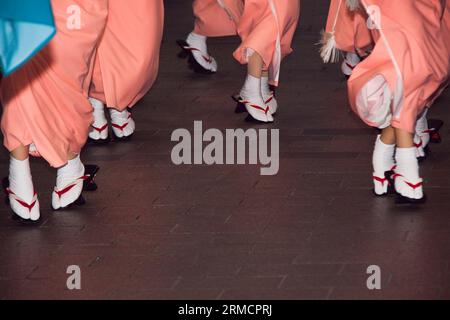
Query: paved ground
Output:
[[1, 0, 450, 300]]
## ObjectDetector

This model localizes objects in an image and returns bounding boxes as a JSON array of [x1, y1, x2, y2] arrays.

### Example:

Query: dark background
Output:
[[0, 0, 449, 299]]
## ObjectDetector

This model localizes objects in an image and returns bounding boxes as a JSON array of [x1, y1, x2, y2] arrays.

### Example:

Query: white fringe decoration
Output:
[[346, 0, 361, 11], [319, 0, 343, 63], [319, 30, 340, 63]]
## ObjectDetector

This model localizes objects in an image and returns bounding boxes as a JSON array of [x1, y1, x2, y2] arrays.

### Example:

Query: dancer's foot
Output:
[[28, 143, 41, 157], [414, 134, 426, 160], [88, 97, 109, 142], [239, 75, 273, 123], [415, 111, 430, 150], [110, 108, 135, 139], [177, 32, 217, 73], [261, 76, 278, 115], [7, 157, 40, 221], [394, 147, 425, 202], [52, 155, 86, 210], [341, 52, 361, 77], [372, 135, 396, 196]]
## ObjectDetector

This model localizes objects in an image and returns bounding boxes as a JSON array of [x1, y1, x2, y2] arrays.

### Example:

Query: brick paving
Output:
[[0, 0, 449, 300]]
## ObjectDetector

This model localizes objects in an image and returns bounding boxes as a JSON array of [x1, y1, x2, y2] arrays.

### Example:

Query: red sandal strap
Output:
[[92, 124, 108, 133], [265, 96, 274, 104], [392, 173, 423, 190], [54, 176, 88, 198], [373, 176, 388, 184], [6, 189, 38, 212], [414, 139, 423, 148], [345, 61, 356, 70], [112, 122, 129, 131], [405, 181, 423, 190], [183, 46, 212, 63], [241, 101, 270, 114]]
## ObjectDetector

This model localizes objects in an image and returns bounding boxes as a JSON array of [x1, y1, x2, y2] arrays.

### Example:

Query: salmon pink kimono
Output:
[[89, 0, 164, 111], [321, 0, 373, 61], [191, 0, 299, 86], [192, 0, 240, 37], [348, 0, 450, 134], [233, 0, 301, 86], [0, 0, 108, 168]]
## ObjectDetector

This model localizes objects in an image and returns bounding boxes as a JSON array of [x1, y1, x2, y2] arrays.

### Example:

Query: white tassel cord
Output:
[[319, 0, 343, 63], [319, 30, 341, 63]]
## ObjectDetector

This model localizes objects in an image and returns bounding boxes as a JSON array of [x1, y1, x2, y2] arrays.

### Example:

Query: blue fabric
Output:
[[0, 0, 55, 75]]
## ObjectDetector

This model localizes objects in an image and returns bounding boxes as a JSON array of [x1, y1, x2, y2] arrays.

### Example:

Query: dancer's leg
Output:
[[239, 52, 273, 123], [372, 127, 396, 195], [8, 145, 40, 221], [52, 152, 85, 210], [260, 70, 278, 115], [394, 128, 423, 200]]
